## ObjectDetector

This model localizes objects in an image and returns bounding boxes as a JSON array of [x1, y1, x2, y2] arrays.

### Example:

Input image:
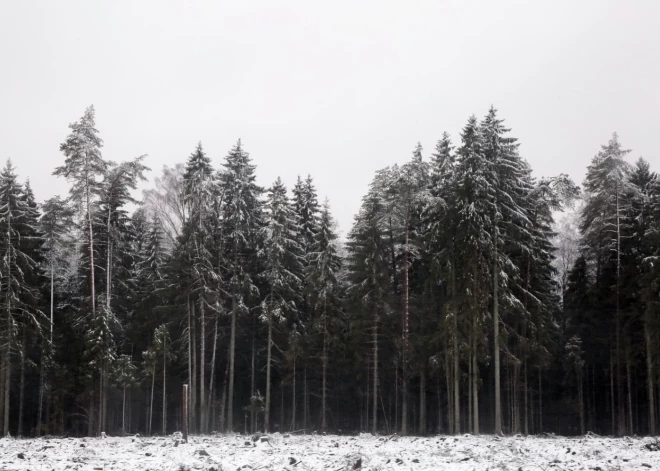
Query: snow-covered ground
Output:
[[1, 432, 659, 470]]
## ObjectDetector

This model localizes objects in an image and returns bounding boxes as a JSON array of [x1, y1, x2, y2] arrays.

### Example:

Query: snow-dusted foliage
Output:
[[4, 104, 660, 444]]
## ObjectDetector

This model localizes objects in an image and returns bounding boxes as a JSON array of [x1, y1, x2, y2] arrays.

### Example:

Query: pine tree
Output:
[[54, 105, 107, 318]]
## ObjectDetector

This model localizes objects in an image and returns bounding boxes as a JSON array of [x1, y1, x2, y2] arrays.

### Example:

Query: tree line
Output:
[[0, 105, 658, 438]]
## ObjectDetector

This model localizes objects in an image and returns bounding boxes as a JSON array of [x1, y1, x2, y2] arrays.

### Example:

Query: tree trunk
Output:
[[206, 316, 218, 433], [17, 330, 26, 436], [373, 310, 378, 434], [614, 183, 625, 436], [86, 174, 95, 316], [493, 223, 502, 435], [187, 296, 193, 433], [200, 301, 205, 433], [627, 347, 633, 435], [251, 315, 256, 433], [322, 300, 328, 432], [220, 360, 229, 432], [265, 304, 273, 432], [472, 334, 479, 434], [163, 334, 167, 435], [291, 354, 296, 431], [611, 347, 616, 435], [452, 270, 460, 434], [191, 302, 197, 432], [228, 251, 238, 433], [646, 319, 656, 435], [401, 230, 409, 435], [149, 368, 155, 436], [37, 350, 45, 436], [539, 367, 543, 433], [122, 385, 126, 432], [419, 365, 426, 435], [304, 366, 308, 433], [578, 369, 585, 435]]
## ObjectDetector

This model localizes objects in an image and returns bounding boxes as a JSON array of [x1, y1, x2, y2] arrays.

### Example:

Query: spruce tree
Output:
[[0, 161, 44, 436], [220, 139, 265, 432], [262, 177, 303, 432], [307, 199, 342, 432]]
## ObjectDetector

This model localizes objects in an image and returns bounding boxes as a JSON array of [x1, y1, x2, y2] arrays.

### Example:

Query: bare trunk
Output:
[[162, 333, 167, 435], [122, 385, 126, 432], [219, 360, 229, 432], [578, 369, 585, 435], [187, 296, 193, 433], [37, 350, 45, 435], [646, 320, 656, 435], [472, 335, 479, 434], [419, 366, 426, 435], [191, 302, 197, 432], [200, 301, 205, 433], [17, 331, 26, 436], [611, 347, 616, 435], [250, 317, 256, 433], [149, 368, 155, 435], [303, 366, 308, 433], [228, 249, 238, 433], [493, 222, 502, 435], [401, 230, 409, 435], [322, 300, 328, 432], [615, 186, 624, 436], [265, 305, 273, 432], [452, 270, 460, 434], [206, 316, 218, 433], [627, 347, 633, 435], [373, 310, 378, 434], [539, 367, 543, 433], [291, 354, 296, 431]]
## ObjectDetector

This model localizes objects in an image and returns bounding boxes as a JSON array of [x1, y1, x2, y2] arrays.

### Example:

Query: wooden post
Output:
[[183, 384, 189, 443]]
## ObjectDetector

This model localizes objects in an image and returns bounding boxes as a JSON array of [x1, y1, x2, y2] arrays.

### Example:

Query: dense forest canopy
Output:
[[0, 105, 658, 438]]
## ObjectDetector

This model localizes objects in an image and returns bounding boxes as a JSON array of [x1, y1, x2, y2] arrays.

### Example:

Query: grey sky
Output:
[[1, 0, 658, 235]]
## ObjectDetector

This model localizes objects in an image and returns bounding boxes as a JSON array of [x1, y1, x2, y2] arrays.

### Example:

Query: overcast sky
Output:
[[1, 0, 658, 234]]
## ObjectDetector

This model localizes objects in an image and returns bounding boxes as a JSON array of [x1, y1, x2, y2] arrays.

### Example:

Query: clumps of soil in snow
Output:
[[0, 432, 659, 470]]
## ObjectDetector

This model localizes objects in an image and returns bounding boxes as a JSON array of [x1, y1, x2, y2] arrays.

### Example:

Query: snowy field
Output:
[[1, 432, 659, 471]]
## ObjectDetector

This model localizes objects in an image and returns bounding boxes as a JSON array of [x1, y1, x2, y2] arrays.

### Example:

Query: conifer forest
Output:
[[2, 104, 660, 441]]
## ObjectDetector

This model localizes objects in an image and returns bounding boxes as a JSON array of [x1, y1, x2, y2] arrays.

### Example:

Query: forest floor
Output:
[[0, 432, 659, 470]]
